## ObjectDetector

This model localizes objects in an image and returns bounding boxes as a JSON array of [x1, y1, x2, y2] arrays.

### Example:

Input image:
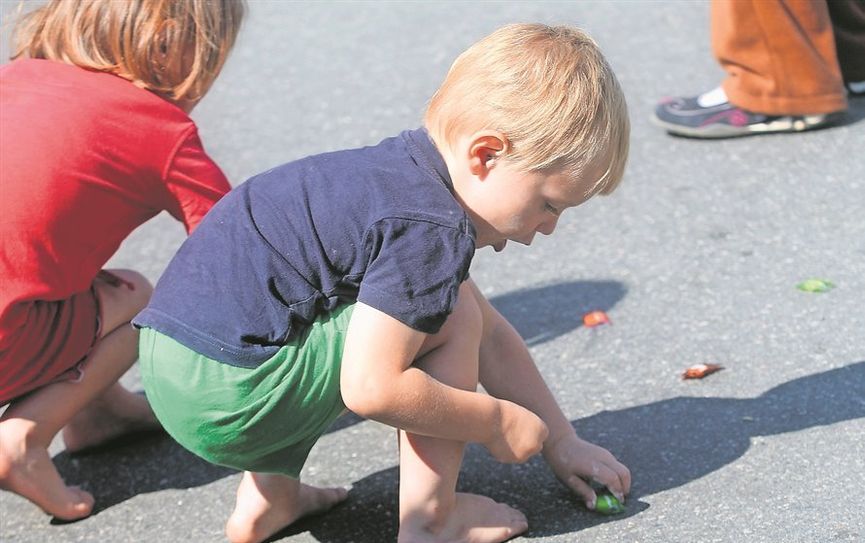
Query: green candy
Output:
[[594, 493, 625, 515], [796, 278, 835, 293]]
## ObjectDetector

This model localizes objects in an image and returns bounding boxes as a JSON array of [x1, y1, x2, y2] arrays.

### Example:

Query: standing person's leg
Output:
[[827, 0, 865, 94], [0, 270, 156, 520], [653, 0, 850, 137], [714, 0, 847, 115], [397, 284, 528, 543]]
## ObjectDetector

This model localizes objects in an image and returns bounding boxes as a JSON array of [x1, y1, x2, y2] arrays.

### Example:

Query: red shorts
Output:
[[0, 286, 101, 406]]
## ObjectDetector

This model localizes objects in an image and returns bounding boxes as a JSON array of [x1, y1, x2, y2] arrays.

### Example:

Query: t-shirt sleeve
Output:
[[358, 217, 475, 334], [163, 127, 232, 233]]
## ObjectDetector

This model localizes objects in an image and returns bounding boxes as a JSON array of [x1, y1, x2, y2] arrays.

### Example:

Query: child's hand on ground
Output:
[[484, 399, 549, 463], [542, 432, 631, 510]]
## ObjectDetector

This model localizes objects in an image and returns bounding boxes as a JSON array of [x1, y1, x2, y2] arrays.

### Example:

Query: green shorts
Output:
[[139, 304, 354, 478]]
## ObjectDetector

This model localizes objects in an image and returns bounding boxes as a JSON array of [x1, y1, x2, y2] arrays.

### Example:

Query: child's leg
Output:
[[0, 270, 155, 520], [61, 380, 159, 453], [225, 472, 347, 543], [61, 271, 160, 452], [397, 288, 528, 543]]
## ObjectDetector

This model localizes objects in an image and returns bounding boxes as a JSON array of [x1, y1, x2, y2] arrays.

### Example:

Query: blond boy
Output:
[[135, 23, 631, 543]]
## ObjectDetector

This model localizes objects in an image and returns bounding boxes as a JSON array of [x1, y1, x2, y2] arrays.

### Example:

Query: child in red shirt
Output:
[[0, 0, 244, 520]]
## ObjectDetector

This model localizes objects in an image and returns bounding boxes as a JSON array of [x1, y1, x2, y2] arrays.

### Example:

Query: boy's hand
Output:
[[484, 399, 549, 463], [542, 433, 631, 509]]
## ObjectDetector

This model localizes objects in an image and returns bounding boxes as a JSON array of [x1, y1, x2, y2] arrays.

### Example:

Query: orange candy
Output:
[[583, 310, 610, 327], [682, 363, 724, 380]]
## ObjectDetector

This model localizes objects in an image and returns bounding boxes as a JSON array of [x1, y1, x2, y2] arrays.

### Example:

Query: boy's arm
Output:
[[340, 296, 547, 463], [467, 279, 631, 507]]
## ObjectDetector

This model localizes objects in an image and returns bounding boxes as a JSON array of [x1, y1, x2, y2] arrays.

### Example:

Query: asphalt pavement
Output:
[[1, 1, 864, 542]]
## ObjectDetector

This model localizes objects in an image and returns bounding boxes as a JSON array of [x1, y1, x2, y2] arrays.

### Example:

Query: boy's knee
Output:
[[95, 270, 153, 326], [127, 271, 153, 302], [417, 283, 483, 363], [108, 270, 153, 305]]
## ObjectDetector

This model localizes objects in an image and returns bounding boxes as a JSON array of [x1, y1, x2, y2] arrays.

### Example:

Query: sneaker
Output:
[[653, 87, 833, 138]]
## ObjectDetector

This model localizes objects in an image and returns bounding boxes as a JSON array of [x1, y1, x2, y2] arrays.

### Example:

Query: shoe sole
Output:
[[651, 113, 832, 139]]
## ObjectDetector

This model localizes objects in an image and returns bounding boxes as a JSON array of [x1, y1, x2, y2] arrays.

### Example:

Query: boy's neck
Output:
[[426, 130, 489, 248], [427, 131, 462, 189], [428, 132, 468, 202]]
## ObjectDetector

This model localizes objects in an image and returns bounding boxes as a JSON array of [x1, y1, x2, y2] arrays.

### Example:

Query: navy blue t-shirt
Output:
[[134, 129, 477, 367]]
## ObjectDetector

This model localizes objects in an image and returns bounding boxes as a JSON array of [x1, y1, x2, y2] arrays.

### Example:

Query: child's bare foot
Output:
[[398, 492, 528, 543], [0, 421, 95, 520], [225, 471, 348, 543], [61, 385, 160, 453]]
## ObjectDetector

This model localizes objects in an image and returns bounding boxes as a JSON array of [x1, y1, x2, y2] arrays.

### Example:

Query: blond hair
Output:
[[10, 0, 245, 103], [425, 23, 629, 195]]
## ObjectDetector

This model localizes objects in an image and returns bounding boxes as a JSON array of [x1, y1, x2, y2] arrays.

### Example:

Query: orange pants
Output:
[[713, 0, 865, 115]]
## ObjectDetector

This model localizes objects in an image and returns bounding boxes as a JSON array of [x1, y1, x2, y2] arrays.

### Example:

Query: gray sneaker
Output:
[[653, 93, 835, 139]]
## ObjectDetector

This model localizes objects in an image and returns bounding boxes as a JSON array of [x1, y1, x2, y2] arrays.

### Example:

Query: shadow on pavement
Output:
[[50, 279, 865, 541], [275, 360, 865, 541], [52, 432, 236, 517], [490, 279, 627, 347]]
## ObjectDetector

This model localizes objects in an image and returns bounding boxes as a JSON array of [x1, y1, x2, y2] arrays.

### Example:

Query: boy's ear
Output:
[[467, 131, 508, 177]]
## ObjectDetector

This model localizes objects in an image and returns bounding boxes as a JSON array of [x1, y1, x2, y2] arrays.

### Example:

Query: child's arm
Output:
[[466, 280, 631, 507], [340, 293, 548, 464], [164, 130, 231, 233]]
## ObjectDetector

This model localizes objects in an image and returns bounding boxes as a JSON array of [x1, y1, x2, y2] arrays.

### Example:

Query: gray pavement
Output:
[[1, 1, 864, 542]]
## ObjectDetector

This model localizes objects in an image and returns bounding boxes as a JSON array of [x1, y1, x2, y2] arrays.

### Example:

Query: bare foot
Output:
[[225, 471, 348, 543], [62, 385, 161, 453], [398, 492, 528, 543], [0, 420, 95, 520]]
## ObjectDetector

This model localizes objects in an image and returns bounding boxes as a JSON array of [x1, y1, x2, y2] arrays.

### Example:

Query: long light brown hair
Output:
[[11, 0, 245, 102]]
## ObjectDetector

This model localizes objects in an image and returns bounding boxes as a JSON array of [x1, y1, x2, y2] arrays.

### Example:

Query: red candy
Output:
[[583, 310, 610, 327]]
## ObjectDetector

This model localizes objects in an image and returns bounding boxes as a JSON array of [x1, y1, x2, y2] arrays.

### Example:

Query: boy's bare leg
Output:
[[397, 290, 528, 543], [225, 472, 347, 543], [397, 432, 527, 543], [0, 270, 155, 520]]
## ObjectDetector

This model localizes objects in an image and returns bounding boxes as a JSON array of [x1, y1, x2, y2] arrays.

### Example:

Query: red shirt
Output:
[[0, 59, 231, 349]]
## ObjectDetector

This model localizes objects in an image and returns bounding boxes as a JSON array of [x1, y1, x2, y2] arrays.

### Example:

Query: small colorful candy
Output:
[[682, 363, 724, 380], [583, 310, 610, 328], [796, 278, 835, 293], [594, 493, 625, 515]]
